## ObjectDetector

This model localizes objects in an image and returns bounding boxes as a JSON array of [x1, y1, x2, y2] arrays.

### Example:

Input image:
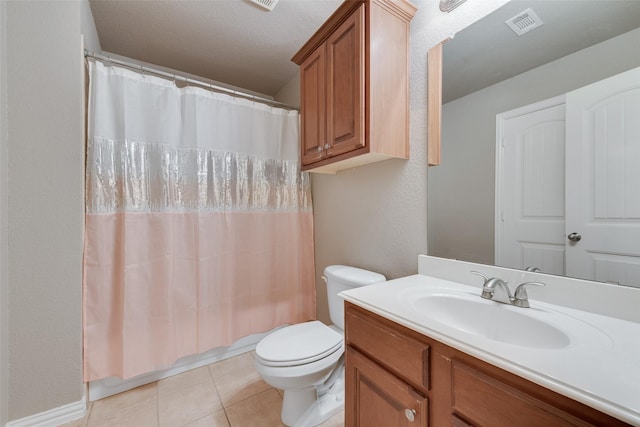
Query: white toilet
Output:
[[254, 265, 386, 427]]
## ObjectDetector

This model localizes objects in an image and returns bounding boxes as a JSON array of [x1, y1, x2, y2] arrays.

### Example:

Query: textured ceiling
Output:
[[89, 0, 342, 96], [89, 0, 640, 101], [443, 0, 640, 103]]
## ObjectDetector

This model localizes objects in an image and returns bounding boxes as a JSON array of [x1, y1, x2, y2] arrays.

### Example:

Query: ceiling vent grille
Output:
[[249, 0, 279, 11], [505, 8, 544, 36]]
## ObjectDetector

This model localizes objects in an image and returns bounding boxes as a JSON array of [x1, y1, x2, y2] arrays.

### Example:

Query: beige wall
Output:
[[274, 72, 300, 108], [5, 0, 85, 421], [81, 0, 102, 53], [277, 0, 508, 324], [429, 26, 640, 266], [1, 1, 8, 424]]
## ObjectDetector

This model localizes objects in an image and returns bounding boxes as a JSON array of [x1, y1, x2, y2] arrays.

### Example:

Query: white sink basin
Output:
[[412, 294, 570, 349]]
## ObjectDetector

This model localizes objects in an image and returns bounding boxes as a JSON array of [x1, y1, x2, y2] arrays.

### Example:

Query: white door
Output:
[[496, 97, 566, 275], [565, 66, 640, 286]]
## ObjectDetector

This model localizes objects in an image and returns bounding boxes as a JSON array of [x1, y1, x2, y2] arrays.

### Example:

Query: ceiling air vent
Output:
[[505, 8, 544, 36], [249, 0, 279, 12]]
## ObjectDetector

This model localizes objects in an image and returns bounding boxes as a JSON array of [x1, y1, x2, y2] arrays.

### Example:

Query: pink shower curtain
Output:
[[83, 61, 316, 382]]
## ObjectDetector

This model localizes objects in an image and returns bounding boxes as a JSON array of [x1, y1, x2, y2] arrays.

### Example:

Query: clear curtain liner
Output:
[[83, 60, 315, 381], [86, 138, 311, 213]]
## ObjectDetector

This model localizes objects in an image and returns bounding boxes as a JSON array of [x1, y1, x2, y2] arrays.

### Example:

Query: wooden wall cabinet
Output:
[[292, 0, 416, 174], [344, 302, 631, 427]]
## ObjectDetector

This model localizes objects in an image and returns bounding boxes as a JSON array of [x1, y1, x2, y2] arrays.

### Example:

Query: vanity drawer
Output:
[[345, 304, 430, 391], [451, 360, 592, 427]]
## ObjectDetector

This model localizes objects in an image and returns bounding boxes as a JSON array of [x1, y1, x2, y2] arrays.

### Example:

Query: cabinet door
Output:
[[326, 4, 365, 158], [346, 347, 428, 427], [300, 46, 326, 165]]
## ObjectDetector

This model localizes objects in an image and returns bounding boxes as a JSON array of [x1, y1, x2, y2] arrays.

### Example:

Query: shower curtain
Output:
[[83, 61, 316, 382]]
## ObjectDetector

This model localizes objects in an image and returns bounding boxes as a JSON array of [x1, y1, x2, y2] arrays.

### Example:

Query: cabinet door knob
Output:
[[317, 146, 323, 152], [324, 143, 330, 149], [405, 408, 416, 422]]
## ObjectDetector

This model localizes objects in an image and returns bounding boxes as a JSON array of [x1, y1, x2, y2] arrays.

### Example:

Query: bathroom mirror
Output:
[[427, 0, 640, 285]]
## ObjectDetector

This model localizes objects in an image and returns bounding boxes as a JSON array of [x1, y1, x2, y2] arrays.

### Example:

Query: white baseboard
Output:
[[5, 397, 86, 427], [88, 327, 279, 401]]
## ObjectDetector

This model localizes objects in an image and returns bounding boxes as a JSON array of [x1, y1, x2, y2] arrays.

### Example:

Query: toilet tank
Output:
[[324, 265, 386, 330]]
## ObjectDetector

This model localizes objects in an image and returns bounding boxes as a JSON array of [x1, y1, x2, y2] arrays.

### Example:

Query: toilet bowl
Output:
[[254, 265, 386, 427]]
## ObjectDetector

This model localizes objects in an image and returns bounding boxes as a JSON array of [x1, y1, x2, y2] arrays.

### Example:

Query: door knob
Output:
[[567, 232, 582, 242], [405, 408, 416, 422]]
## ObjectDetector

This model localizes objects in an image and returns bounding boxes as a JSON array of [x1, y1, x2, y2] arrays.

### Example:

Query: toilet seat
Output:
[[256, 321, 343, 367]]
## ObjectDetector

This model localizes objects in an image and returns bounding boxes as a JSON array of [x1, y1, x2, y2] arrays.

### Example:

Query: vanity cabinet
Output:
[[344, 302, 631, 427], [345, 304, 430, 426], [292, 0, 416, 174], [346, 348, 429, 426]]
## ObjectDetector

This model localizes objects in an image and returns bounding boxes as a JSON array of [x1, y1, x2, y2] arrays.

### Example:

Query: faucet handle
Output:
[[471, 271, 492, 298], [472, 271, 508, 299], [513, 282, 545, 308], [470, 271, 489, 283]]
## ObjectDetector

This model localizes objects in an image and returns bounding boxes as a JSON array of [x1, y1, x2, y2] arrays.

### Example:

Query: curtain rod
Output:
[[84, 50, 299, 111]]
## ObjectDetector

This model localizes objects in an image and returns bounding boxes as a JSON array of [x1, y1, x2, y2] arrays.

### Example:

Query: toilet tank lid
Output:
[[324, 265, 386, 287]]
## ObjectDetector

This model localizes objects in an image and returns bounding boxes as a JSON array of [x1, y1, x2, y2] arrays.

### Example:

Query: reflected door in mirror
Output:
[[497, 99, 566, 276], [565, 66, 640, 286]]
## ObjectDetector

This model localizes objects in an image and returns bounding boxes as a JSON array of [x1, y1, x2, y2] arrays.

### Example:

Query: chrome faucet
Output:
[[482, 277, 514, 304], [471, 271, 545, 308]]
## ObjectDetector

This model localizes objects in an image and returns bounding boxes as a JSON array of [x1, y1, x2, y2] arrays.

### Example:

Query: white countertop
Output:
[[340, 273, 640, 425]]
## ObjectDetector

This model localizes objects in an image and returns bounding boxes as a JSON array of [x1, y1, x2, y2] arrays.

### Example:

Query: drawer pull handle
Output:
[[405, 408, 416, 422]]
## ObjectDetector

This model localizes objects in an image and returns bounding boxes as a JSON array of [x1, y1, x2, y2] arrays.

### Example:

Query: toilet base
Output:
[[281, 387, 317, 426], [281, 370, 345, 427], [292, 376, 344, 427]]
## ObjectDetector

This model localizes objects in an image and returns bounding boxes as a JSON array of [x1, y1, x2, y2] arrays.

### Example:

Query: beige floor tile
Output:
[[158, 366, 213, 396], [76, 351, 307, 427], [58, 415, 88, 427], [212, 365, 271, 407], [319, 410, 345, 427], [183, 410, 230, 427], [225, 389, 285, 427], [87, 400, 157, 427], [158, 379, 223, 427], [89, 383, 157, 421], [208, 353, 256, 380]]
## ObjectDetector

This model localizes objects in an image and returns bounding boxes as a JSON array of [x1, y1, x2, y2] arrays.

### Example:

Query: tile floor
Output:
[[61, 351, 344, 427]]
